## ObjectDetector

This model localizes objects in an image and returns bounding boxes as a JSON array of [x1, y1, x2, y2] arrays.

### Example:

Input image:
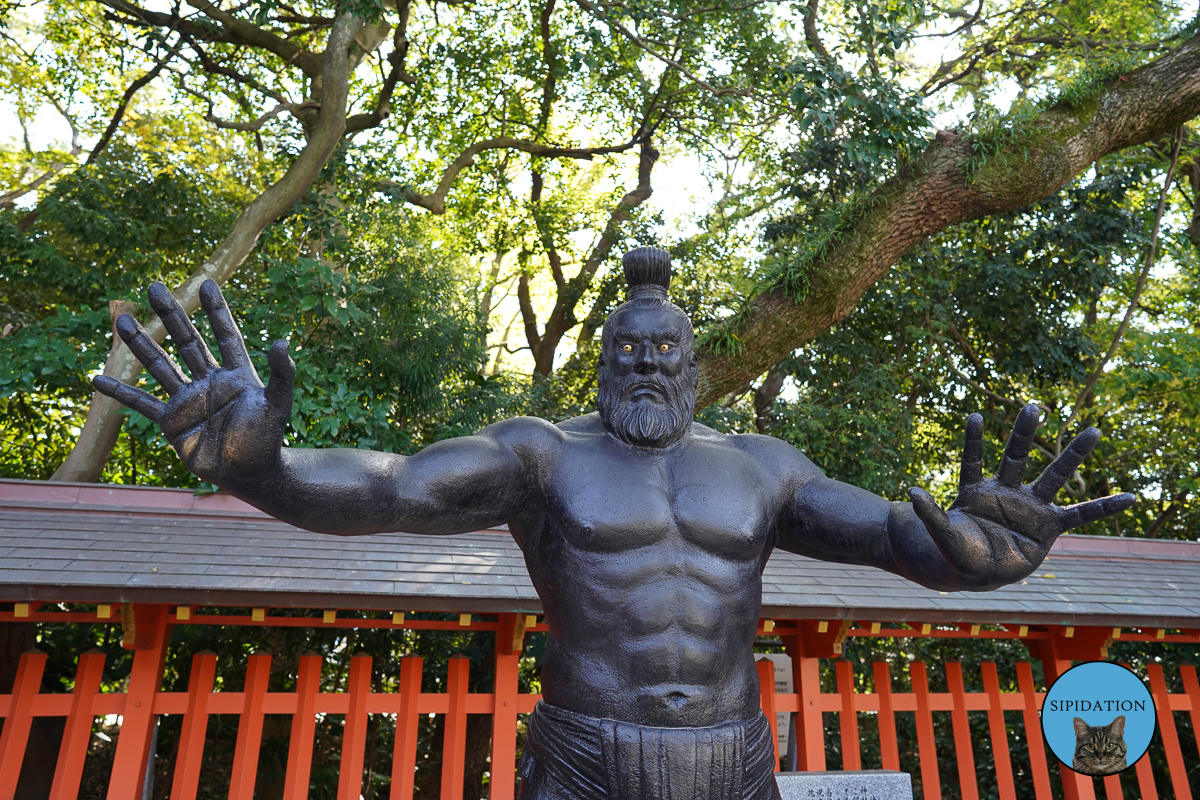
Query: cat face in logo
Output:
[[1071, 715, 1128, 776]]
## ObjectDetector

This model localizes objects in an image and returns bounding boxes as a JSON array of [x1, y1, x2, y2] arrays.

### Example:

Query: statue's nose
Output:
[[635, 342, 658, 374]]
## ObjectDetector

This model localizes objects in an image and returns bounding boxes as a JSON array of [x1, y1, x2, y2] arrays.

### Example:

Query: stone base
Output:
[[775, 770, 914, 800]]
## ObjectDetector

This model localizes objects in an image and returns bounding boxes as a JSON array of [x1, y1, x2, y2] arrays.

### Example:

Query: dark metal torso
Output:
[[511, 413, 783, 727]]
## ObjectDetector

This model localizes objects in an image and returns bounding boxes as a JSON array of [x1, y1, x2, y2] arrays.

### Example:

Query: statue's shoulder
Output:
[[478, 415, 566, 454], [554, 412, 604, 434], [722, 430, 823, 478]]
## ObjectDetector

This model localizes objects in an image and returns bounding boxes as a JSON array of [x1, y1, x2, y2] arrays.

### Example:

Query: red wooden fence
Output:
[[2, 606, 1198, 799]]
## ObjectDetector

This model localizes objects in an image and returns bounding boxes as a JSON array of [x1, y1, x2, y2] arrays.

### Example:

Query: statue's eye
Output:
[[622, 344, 633, 353], [659, 343, 670, 352]]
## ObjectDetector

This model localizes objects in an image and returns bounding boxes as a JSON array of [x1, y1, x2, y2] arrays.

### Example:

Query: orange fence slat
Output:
[[391, 656, 423, 800], [169, 651, 217, 800], [757, 659, 779, 769], [1016, 662, 1054, 800], [872, 662, 900, 771], [911, 661, 941, 800], [337, 654, 372, 800], [980, 662, 1016, 800], [440, 656, 470, 800], [1134, 744, 1159, 799], [1181, 665, 1200, 763], [1147, 664, 1191, 800], [282, 653, 323, 800], [835, 660, 860, 771], [48, 650, 106, 800], [106, 605, 169, 800], [946, 663, 978, 800], [1102, 774, 1123, 800], [795, 654, 825, 771], [229, 652, 272, 800], [0, 649, 47, 800], [491, 652, 520, 800]]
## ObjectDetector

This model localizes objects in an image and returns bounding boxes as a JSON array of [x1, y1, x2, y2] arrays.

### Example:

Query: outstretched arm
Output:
[[776, 405, 1135, 591], [93, 280, 550, 535]]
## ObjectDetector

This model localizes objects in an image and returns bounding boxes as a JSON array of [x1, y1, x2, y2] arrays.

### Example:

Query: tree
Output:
[[696, 26, 1200, 406], [754, 154, 1200, 540], [0, 0, 802, 479], [5, 0, 1200, 510]]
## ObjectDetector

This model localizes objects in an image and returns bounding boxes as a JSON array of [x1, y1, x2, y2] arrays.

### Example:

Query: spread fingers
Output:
[[997, 403, 1040, 487], [199, 279, 250, 371], [93, 375, 166, 422], [148, 282, 219, 378], [115, 314, 188, 394]]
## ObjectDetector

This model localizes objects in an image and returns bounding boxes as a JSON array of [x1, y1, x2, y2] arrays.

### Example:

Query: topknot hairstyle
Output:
[[598, 245, 698, 391], [599, 246, 695, 363], [623, 246, 671, 301]]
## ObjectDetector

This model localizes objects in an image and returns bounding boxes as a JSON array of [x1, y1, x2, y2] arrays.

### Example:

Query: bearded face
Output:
[[597, 366, 696, 448], [596, 305, 697, 448]]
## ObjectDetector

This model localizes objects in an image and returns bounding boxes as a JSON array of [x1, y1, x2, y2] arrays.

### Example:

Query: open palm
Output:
[[907, 405, 1135, 587], [93, 280, 295, 487]]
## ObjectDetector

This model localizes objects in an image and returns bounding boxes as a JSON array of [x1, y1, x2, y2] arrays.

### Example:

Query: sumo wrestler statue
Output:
[[94, 246, 1133, 800]]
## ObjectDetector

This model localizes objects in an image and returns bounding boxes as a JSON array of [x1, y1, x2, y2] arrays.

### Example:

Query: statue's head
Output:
[[597, 246, 698, 448]]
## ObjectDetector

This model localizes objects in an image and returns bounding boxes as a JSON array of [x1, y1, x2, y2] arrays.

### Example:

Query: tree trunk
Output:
[[50, 13, 365, 482], [522, 140, 658, 376], [695, 32, 1200, 408]]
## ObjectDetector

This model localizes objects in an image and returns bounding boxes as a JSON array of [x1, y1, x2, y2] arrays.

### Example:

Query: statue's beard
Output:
[[597, 369, 695, 448]]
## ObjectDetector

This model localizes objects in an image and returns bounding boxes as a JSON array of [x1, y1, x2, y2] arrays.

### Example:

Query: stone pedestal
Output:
[[775, 770, 914, 800]]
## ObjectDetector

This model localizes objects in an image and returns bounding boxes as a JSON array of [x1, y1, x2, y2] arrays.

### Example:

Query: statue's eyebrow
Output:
[[613, 327, 682, 341]]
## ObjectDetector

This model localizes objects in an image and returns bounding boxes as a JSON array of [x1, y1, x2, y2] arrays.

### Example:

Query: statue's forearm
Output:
[[783, 474, 994, 591], [220, 447, 418, 535], [218, 428, 532, 536]]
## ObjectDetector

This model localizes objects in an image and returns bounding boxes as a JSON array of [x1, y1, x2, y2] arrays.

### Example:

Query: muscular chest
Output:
[[543, 439, 777, 560]]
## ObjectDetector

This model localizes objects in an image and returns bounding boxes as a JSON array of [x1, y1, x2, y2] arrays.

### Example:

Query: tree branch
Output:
[[96, 0, 323, 77], [0, 164, 72, 208], [201, 98, 318, 131], [344, 0, 417, 134], [388, 134, 648, 214], [572, 0, 750, 98], [52, 12, 365, 482], [1055, 128, 1182, 453], [184, 0, 323, 77], [87, 51, 175, 166], [934, 338, 1024, 409], [803, 0, 831, 61], [694, 33, 1200, 409], [175, 32, 289, 103]]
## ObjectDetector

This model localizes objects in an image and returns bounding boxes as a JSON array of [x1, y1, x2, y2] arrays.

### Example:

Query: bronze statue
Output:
[[93, 246, 1134, 800]]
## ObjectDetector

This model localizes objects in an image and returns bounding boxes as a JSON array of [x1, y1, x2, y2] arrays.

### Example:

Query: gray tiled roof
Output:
[[2, 479, 1198, 627]]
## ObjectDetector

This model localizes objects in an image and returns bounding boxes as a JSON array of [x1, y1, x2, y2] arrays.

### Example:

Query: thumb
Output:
[[265, 339, 295, 416], [909, 487, 951, 534]]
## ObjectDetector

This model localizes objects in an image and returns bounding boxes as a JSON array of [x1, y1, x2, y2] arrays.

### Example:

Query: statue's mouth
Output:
[[627, 383, 666, 403]]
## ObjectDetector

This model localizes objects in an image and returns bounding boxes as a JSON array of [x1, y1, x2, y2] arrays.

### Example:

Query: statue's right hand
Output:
[[93, 280, 295, 488]]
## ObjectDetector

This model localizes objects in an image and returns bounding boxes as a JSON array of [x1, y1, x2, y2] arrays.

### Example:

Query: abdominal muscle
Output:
[[536, 561, 766, 728]]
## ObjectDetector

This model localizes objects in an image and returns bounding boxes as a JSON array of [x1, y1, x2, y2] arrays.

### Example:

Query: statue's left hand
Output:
[[908, 404, 1135, 587]]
